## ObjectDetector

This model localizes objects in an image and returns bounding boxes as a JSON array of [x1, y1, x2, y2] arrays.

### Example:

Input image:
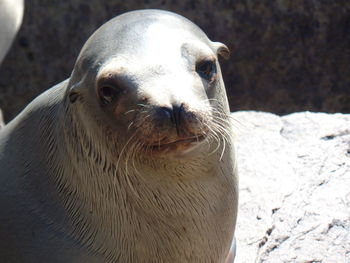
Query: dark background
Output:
[[1, 0, 350, 122]]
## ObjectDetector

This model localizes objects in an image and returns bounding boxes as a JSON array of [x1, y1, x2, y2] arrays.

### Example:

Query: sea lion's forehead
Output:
[[95, 16, 215, 74], [74, 11, 215, 83], [89, 11, 211, 60], [142, 22, 214, 58], [97, 38, 214, 79], [112, 10, 209, 41]]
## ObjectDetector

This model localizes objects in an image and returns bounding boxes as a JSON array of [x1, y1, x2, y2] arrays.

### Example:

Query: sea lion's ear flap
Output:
[[213, 42, 230, 60]]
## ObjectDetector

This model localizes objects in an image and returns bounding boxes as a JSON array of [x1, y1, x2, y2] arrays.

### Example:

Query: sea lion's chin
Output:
[[142, 135, 206, 156]]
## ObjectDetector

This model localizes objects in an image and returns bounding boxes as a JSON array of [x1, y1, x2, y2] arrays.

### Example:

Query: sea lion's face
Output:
[[68, 11, 230, 157]]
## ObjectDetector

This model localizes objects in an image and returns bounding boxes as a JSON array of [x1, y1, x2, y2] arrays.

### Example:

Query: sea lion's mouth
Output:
[[144, 135, 206, 153]]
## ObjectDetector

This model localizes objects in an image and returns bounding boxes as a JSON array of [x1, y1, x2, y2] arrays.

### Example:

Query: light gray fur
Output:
[[0, 10, 238, 263], [0, 0, 24, 65]]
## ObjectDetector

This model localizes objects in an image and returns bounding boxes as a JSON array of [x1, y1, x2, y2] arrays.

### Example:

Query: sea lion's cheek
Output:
[[113, 100, 126, 117]]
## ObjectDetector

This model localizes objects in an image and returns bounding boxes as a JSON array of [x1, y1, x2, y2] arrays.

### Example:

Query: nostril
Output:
[[172, 103, 184, 125], [158, 103, 184, 126], [159, 106, 174, 123]]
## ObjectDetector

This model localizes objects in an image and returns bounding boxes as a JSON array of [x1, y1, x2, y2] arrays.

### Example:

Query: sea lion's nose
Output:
[[159, 103, 184, 127]]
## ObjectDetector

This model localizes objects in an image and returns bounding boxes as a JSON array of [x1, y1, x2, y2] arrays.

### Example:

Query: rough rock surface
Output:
[[233, 111, 350, 263], [1, 1, 350, 121]]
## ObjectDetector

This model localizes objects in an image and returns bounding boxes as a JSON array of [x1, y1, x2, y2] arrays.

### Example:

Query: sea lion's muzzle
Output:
[[133, 101, 210, 154], [154, 102, 204, 135]]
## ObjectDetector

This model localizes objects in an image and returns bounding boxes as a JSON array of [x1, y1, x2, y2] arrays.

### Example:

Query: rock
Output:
[[1, 1, 350, 121], [0, 0, 24, 64], [233, 111, 350, 262]]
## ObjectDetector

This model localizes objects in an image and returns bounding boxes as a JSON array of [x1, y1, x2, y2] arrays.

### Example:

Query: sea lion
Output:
[[0, 9, 238, 263], [0, 108, 4, 128], [0, 0, 24, 65]]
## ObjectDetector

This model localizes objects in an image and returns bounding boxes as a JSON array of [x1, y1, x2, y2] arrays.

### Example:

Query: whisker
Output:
[[124, 109, 135, 115], [131, 142, 143, 177], [203, 122, 221, 156], [137, 103, 152, 109], [127, 122, 134, 130], [115, 132, 140, 198], [219, 134, 226, 161]]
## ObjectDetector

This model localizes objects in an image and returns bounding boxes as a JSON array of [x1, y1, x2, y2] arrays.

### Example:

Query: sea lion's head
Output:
[[65, 10, 230, 158]]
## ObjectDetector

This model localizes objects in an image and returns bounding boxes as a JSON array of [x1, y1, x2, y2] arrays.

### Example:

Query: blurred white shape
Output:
[[0, 0, 24, 64]]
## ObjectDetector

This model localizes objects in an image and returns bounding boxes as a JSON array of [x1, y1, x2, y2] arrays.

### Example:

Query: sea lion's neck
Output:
[[49, 105, 236, 262]]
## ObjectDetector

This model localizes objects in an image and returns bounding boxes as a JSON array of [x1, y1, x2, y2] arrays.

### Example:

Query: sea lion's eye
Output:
[[99, 84, 122, 105], [196, 60, 216, 81]]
